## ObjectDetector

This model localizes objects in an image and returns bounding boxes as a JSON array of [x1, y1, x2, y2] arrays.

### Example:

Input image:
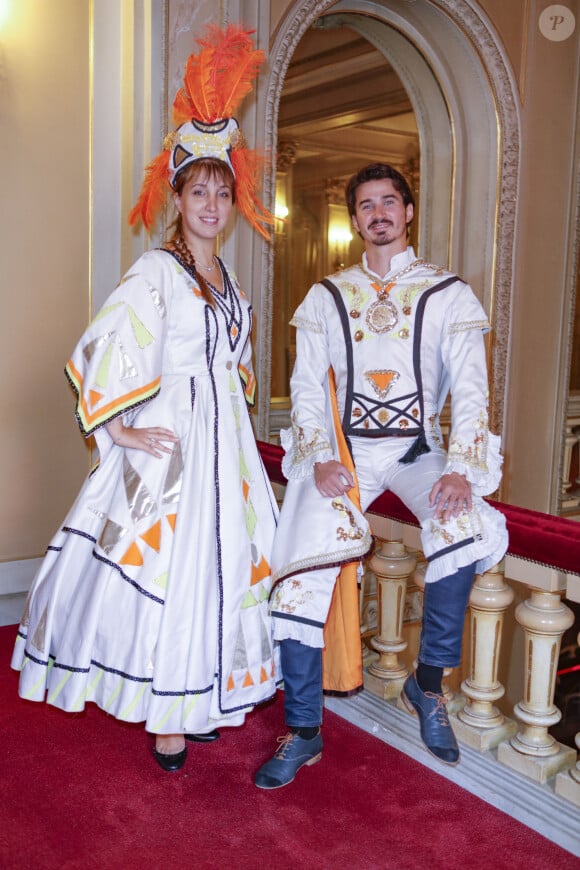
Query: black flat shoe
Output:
[[152, 746, 187, 771], [185, 729, 220, 743]]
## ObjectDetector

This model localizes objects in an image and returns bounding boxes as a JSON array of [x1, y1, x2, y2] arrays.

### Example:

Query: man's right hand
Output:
[[314, 460, 355, 497]]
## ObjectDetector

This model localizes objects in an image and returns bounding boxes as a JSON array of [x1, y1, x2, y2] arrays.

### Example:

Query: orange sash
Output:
[[321, 369, 366, 694]]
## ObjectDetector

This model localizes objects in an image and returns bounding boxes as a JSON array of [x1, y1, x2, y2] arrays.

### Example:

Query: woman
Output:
[[11, 25, 279, 771]]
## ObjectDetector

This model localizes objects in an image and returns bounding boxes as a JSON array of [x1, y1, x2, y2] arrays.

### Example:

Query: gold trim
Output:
[[520, 0, 531, 105], [271, 534, 372, 584]]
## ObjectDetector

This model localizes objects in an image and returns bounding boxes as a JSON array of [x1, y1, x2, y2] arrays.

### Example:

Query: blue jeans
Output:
[[418, 563, 476, 668], [280, 563, 476, 725], [280, 639, 323, 728]]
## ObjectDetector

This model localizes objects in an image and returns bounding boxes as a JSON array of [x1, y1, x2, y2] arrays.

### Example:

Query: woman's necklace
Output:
[[170, 236, 216, 274], [197, 255, 216, 272]]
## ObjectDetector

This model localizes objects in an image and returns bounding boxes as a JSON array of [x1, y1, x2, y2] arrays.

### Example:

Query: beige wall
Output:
[[1, 0, 578, 577], [0, 1, 90, 560], [498, 0, 579, 510]]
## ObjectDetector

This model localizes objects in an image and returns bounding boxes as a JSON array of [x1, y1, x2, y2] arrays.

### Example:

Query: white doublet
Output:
[[271, 248, 508, 644]]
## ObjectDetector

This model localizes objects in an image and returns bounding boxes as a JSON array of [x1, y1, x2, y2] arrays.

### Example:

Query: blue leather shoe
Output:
[[254, 731, 323, 789], [401, 674, 460, 765]]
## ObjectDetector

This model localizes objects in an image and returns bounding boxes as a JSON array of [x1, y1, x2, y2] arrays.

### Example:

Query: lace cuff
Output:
[[444, 430, 503, 495], [280, 424, 334, 480]]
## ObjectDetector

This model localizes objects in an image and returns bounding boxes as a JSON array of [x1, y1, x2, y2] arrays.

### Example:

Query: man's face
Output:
[[351, 178, 413, 250]]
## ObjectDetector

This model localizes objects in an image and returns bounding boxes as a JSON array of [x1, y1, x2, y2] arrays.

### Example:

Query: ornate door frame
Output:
[[254, 0, 521, 451]]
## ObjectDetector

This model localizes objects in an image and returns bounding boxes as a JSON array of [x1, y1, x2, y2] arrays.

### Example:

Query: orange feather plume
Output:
[[231, 148, 275, 241], [173, 24, 265, 125], [129, 23, 273, 238], [128, 150, 171, 229]]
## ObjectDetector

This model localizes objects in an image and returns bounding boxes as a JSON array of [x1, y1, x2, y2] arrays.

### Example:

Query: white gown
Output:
[[12, 249, 280, 734]]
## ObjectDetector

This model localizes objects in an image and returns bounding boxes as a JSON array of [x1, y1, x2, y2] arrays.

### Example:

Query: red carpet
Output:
[[1, 625, 577, 870]]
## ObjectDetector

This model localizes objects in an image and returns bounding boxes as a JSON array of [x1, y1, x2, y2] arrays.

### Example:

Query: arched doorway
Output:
[[254, 0, 520, 469], [271, 20, 421, 406]]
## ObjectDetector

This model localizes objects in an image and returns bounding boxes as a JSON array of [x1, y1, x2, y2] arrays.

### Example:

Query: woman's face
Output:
[[174, 168, 234, 243]]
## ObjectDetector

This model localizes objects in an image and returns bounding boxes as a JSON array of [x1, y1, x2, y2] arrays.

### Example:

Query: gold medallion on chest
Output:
[[365, 296, 398, 334]]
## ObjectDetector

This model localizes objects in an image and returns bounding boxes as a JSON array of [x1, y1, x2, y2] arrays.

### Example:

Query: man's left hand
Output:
[[429, 472, 472, 522]]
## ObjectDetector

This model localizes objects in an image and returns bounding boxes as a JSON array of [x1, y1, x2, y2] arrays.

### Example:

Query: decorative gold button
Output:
[[352, 408, 362, 418], [378, 410, 389, 424], [354, 330, 364, 342], [399, 328, 409, 339], [403, 306, 411, 316], [350, 309, 360, 319]]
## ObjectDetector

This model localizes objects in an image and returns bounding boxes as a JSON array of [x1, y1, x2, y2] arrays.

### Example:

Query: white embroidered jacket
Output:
[[282, 247, 503, 497]]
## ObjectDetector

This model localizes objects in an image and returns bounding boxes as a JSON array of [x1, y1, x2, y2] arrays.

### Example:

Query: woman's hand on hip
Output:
[[105, 418, 178, 457]]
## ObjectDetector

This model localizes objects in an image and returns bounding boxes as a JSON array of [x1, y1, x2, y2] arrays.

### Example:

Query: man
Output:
[[255, 163, 507, 789]]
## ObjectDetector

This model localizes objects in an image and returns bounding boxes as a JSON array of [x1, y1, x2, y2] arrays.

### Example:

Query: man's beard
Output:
[[369, 221, 393, 242], [367, 220, 403, 247]]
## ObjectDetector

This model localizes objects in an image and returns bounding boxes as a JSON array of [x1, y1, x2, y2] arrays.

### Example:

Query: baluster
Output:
[[560, 421, 580, 510], [360, 565, 379, 668], [555, 629, 580, 805], [498, 590, 576, 783], [453, 563, 518, 749], [364, 538, 416, 699]]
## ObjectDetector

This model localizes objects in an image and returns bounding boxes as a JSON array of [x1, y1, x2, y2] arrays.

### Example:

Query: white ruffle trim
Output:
[[272, 618, 326, 648], [280, 426, 334, 481], [443, 431, 503, 496], [423, 500, 508, 583]]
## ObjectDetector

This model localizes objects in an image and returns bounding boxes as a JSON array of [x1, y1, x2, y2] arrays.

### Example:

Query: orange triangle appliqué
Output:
[[260, 666, 269, 684], [251, 555, 271, 586], [120, 541, 143, 566], [140, 519, 161, 552], [88, 389, 104, 408], [242, 671, 255, 688], [368, 371, 397, 392], [227, 674, 235, 691], [166, 514, 177, 532]]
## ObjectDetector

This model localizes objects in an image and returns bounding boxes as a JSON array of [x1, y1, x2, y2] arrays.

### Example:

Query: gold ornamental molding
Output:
[[258, 0, 521, 447]]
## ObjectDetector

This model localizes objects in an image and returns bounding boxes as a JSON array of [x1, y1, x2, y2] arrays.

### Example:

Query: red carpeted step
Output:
[[1, 624, 576, 870]]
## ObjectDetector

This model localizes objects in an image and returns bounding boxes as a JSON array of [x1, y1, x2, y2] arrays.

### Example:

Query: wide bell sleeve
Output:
[[237, 317, 257, 407], [440, 285, 503, 495], [65, 251, 172, 448], [281, 285, 336, 480]]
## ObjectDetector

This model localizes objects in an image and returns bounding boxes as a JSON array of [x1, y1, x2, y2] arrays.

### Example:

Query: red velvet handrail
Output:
[[258, 440, 580, 578]]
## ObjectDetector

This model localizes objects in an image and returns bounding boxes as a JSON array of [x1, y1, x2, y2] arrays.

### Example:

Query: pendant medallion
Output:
[[365, 296, 398, 334]]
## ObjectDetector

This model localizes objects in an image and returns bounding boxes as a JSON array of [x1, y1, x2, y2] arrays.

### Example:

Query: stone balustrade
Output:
[[257, 441, 580, 818]]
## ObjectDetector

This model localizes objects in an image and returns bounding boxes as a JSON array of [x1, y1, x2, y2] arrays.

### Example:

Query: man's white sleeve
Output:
[[281, 286, 336, 480], [442, 285, 503, 496]]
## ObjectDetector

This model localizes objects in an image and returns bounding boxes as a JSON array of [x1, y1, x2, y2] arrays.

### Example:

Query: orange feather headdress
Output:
[[129, 24, 274, 240]]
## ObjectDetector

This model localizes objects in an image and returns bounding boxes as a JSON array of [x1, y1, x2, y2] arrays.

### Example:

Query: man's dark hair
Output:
[[345, 163, 415, 216]]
